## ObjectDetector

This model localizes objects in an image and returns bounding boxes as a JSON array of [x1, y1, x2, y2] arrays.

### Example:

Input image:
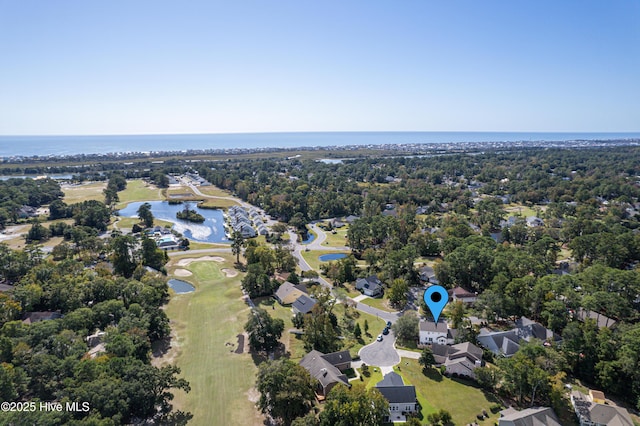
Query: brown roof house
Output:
[[300, 350, 352, 398], [448, 286, 477, 304], [274, 281, 308, 305]]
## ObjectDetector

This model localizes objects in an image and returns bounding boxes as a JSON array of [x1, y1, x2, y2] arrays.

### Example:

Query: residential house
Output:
[[448, 286, 477, 304], [375, 372, 418, 423], [343, 215, 360, 224], [0, 283, 15, 292], [355, 275, 384, 298], [571, 391, 633, 426], [18, 205, 37, 219], [576, 309, 617, 329], [274, 281, 308, 305], [86, 330, 106, 359], [419, 320, 456, 345], [418, 266, 438, 285], [22, 311, 63, 325], [299, 350, 351, 398], [477, 317, 561, 357], [431, 342, 483, 379], [476, 329, 521, 357], [526, 216, 544, 227], [292, 294, 317, 315], [498, 407, 562, 426]]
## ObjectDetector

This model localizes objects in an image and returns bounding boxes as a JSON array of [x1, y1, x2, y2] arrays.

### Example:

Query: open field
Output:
[[504, 203, 545, 218], [398, 359, 501, 425], [62, 182, 107, 204], [198, 198, 239, 209], [321, 226, 349, 247], [160, 253, 263, 426], [197, 186, 234, 197], [115, 179, 163, 208], [300, 249, 361, 272], [360, 296, 396, 312]]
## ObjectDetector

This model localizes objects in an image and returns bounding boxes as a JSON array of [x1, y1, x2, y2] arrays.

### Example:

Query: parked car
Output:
[[377, 334, 383, 342], [382, 327, 389, 335], [386, 321, 392, 328]]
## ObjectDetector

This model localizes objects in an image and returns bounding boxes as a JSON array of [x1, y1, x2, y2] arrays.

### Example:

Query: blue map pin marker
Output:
[[424, 285, 449, 323]]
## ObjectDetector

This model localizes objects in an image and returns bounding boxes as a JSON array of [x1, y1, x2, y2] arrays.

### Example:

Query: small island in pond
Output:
[[176, 204, 205, 223]]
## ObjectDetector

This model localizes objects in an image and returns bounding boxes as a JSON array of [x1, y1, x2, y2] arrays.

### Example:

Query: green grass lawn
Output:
[[359, 366, 383, 389], [161, 253, 264, 426], [334, 303, 386, 358], [301, 249, 349, 272], [198, 185, 234, 197], [397, 359, 501, 425], [504, 203, 546, 218], [198, 198, 239, 208], [62, 182, 107, 204], [321, 226, 349, 247], [255, 295, 384, 361], [114, 216, 172, 230], [115, 179, 164, 208], [360, 296, 397, 313]]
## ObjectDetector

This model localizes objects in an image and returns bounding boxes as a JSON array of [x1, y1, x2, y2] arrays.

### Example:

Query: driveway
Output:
[[358, 329, 400, 367]]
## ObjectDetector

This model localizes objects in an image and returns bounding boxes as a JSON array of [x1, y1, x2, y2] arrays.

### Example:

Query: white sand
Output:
[[221, 268, 238, 278], [176, 256, 225, 266], [173, 268, 193, 277]]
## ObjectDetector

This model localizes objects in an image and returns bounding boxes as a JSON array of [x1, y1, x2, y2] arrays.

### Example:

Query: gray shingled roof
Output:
[[499, 406, 562, 426], [300, 350, 349, 391], [375, 372, 416, 404], [320, 350, 351, 366], [419, 320, 448, 333], [292, 294, 317, 314]]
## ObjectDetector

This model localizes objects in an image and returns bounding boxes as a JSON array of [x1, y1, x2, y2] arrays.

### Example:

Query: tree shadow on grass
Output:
[[152, 336, 171, 358], [249, 343, 288, 366], [422, 367, 443, 382]]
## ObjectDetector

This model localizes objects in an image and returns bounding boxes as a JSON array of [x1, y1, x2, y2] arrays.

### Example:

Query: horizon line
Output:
[[2, 130, 640, 138]]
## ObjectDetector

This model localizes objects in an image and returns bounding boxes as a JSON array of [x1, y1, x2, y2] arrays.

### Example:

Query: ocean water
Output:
[[1, 131, 639, 157]]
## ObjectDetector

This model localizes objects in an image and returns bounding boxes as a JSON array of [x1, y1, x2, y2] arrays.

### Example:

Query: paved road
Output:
[[354, 302, 401, 323], [358, 329, 401, 367]]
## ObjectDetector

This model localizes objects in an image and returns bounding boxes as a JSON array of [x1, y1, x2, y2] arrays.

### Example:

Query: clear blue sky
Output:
[[1, 0, 638, 135]]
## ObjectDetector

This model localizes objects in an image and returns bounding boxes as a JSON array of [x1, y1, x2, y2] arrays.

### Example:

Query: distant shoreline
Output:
[[1, 131, 640, 159]]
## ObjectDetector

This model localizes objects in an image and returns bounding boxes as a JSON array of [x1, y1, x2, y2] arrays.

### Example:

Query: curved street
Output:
[[358, 329, 401, 367]]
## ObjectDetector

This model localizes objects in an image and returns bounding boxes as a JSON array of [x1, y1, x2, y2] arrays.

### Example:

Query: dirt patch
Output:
[[246, 387, 260, 404], [176, 256, 225, 266], [221, 268, 238, 277], [173, 268, 193, 277], [151, 327, 181, 367], [235, 333, 246, 354]]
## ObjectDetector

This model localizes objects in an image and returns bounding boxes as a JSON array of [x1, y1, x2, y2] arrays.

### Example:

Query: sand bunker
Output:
[[176, 256, 225, 266], [173, 268, 193, 277], [221, 268, 238, 278]]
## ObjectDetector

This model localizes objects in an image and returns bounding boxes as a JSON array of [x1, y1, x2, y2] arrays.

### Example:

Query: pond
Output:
[[301, 231, 316, 244], [168, 279, 195, 294], [118, 201, 229, 243], [318, 253, 347, 262]]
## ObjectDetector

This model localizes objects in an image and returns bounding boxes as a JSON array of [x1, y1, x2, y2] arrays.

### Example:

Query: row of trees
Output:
[[255, 359, 389, 426], [0, 248, 190, 423]]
